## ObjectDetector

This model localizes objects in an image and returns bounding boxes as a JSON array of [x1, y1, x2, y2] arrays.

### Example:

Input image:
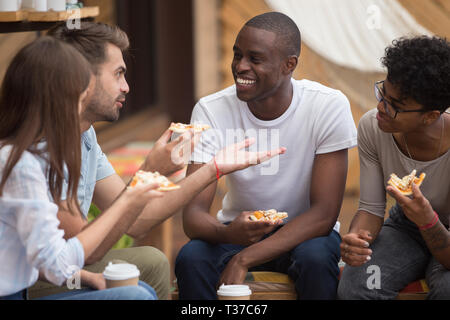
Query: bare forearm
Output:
[[348, 210, 384, 243], [182, 207, 229, 244], [127, 163, 217, 238], [420, 222, 450, 269]]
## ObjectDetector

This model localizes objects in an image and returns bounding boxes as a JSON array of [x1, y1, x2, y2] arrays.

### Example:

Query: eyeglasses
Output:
[[374, 81, 428, 119]]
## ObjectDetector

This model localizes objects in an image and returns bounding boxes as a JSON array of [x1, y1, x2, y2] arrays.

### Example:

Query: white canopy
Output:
[[265, 0, 433, 72]]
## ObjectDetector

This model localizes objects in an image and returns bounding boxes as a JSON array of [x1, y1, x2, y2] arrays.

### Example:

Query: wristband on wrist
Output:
[[213, 157, 223, 180], [418, 211, 439, 231]]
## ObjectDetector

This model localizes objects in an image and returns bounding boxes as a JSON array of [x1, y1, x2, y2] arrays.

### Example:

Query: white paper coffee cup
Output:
[[35, 0, 46, 11], [47, 0, 65, 11], [217, 284, 252, 300], [0, 0, 19, 11], [103, 262, 140, 288]]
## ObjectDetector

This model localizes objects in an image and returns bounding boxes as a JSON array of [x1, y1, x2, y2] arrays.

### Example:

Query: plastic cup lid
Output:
[[217, 284, 252, 297], [103, 262, 140, 281]]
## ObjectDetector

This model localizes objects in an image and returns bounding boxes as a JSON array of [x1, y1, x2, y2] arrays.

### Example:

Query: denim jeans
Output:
[[338, 204, 450, 300], [175, 228, 341, 300], [1, 281, 157, 300]]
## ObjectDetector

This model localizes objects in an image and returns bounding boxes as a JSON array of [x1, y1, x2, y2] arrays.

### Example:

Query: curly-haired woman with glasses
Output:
[[338, 36, 450, 299]]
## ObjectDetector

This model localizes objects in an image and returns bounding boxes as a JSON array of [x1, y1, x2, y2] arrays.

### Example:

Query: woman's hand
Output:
[[212, 138, 286, 176], [119, 182, 164, 214], [340, 230, 372, 266], [386, 183, 435, 228], [80, 270, 106, 290]]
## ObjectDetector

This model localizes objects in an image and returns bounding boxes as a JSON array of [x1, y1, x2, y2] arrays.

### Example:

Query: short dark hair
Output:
[[48, 21, 129, 73], [381, 36, 450, 112], [245, 12, 301, 57]]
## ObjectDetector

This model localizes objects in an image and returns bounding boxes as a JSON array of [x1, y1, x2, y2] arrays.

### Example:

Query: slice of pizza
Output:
[[387, 169, 426, 196], [129, 170, 180, 192], [169, 122, 211, 134], [249, 209, 288, 222]]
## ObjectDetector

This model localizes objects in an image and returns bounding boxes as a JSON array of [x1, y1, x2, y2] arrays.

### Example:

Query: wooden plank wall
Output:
[[0, 0, 115, 92]]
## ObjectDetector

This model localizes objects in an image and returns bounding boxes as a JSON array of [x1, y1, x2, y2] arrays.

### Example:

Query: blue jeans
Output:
[[1, 281, 157, 300], [338, 204, 450, 300], [175, 228, 341, 300]]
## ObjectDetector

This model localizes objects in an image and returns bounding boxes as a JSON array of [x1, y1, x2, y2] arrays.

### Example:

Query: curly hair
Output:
[[381, 36, 450, 112]]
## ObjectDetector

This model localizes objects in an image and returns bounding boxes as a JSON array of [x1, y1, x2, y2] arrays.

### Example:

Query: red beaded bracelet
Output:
[[418, 211, 439, 231], [213, 157, 223, 180]]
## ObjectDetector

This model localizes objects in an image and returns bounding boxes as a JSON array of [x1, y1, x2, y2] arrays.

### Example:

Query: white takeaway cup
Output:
[[47, 0, 65, 11], [217, 284, 252, 300], [0, 0, 19, 11], [35, 0, 46, 11], [103, 262, 140, 288]]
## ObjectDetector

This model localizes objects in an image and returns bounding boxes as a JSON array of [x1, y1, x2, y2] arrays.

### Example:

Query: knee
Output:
[[337, 266, 379, 300], [175, 240, 210, 268], [114, 285, 157, 300], [132, 246, 170, 276], [428, 280, 450, 300], [292, 240, 339, 273]]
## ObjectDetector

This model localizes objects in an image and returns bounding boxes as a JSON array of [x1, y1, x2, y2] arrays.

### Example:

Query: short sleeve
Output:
[[86, 128, 115, 181], [314, 92, 357, 154], [94, 145, 115, 181], [190, 101, 224, 164]]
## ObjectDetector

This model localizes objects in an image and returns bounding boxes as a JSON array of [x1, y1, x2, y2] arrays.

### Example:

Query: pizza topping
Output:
[[169, 122, 211, 133], [249, 209, 288, 222], [387, 169, 426, 195], [129, 170, 180, 191]]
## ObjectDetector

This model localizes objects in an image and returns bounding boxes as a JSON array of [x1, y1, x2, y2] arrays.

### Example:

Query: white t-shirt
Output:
[[191, 78, 357, 231]]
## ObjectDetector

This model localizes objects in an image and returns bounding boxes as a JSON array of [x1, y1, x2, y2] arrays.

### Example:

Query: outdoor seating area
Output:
[[0, 0, 449, 307]]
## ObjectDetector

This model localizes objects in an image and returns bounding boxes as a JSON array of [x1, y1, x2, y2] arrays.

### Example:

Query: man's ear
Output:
[[283, 55, 298, 75]]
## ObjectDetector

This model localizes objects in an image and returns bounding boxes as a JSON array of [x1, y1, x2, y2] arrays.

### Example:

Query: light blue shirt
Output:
[[71, 126, 116, 217], [36, 126, 116, 218], [0, 146, 85, 296]]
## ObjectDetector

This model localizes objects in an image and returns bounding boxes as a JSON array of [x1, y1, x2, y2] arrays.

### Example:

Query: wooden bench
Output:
[[171, 270, 429, 300]]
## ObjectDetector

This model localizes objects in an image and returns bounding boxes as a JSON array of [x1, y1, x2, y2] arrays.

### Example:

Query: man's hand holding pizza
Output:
[[224, 211, 281, 246]]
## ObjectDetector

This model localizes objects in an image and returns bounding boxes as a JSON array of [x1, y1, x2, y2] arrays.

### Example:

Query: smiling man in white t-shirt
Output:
[[175, 12, 357, 300]]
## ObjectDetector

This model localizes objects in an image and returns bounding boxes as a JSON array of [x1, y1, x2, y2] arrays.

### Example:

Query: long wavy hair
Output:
[[0, 36, 92, 215]]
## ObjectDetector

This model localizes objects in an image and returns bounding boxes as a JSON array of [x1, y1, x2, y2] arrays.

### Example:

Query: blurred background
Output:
[[1, 0, 449, 288]]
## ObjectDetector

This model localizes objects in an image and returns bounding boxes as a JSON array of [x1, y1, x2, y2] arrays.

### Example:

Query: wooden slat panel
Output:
[[398, 0, 450, 38], [435, 0, 450, 13], [228, 0, 271, 19], [27, 6, 99, 22], [0, 32, 37, 86], [0, 10, 28, 22]]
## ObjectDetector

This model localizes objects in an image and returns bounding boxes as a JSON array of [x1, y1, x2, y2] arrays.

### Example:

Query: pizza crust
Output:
[[129, 170, 180, 192], [387, 169, 426, 196], [249, 209, 288, 222], [169, 122, 211, 134]]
